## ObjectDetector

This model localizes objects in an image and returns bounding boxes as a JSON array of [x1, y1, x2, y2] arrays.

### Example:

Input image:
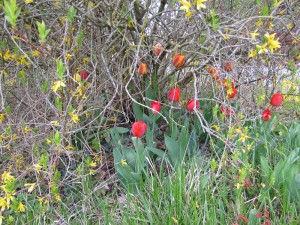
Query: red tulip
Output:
[[186, 99, 199, 111], [153, 43, 163, 56], [270, 93, 283, 106], [173, 53, 185, 68], [220, 105, 235, 116], [168, 88, 181, 102], [224, 61, 233, 72], [262, 109, 272, 121], [138, 63, 149, 75], [131, 121, 147, 138], [150, 101, 161, 114], [80, 70, 89, 80]]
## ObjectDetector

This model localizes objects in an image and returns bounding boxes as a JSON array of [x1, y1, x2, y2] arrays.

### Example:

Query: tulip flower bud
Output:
[[168, 88, 181, 103], [186, 99, 199, 111], [138, 63, 149, 75], [150, 101, 161, 114], [262, 109, 272, 121], [131, 121, 147, 138], [270, 93, 283, 106], [80, 70, 89, 80], [153, 43, 163, 56], [173, 53, 185, 68]]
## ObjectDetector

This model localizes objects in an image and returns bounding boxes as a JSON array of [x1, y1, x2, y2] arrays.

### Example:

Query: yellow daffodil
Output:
[[51, 81, 66, 92], [24, 183, 36, 193], [196, 0, 207, 10], [256, 43, 268, 54], [250, 29, 259, 40], [17, 203, 26, 212]]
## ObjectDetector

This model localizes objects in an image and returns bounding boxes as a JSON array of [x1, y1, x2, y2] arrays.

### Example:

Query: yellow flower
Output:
[[120, 159, 127, 166], [235, 128, 242, 133], [248, 49, 257, 58], [65, 53, 73, 60], [180, 0, 192, 12], [51, 81, 66, 92], [66, 145, 74, 150], [171, 217, 178, 224], [54, 1, 61, 6], [127, 19, 134, 28], [196, 0, 207, 10], [89, 161, 97, 167], [25, 23, 31, 29], [256, 18, 263, 27], [50, 121, 59, 126], [286, 23, 293, 29], [211, 125, 221, 131], [1, 172, 15, 183], [268, 23, 274, 29], [70, 113, 80, 123], [264, 33, 281, 53], [87, 1, 94, 8], [73, 73, 81, 82], [24, 183, 36, 193], [235, 183, 241, 190], [17, 203, 26, 212], [33, 164, 42, 171], [0, 114, 5, 123], [256, 43, 268, 54], [0, 197, 8, 211], [46, 139, 52, 144], [185, 11, 193, 20], [55, 195, 61, 201], [82, 57, 89, 65], [0, 215, 4, 225], [25, 0, 34, 4], [238, 133, 250, 143], [250, 29, 259, 40], [31, 50, 39, 57]]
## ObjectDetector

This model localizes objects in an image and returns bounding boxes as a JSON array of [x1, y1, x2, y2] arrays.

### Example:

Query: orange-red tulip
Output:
[[168, 88, 181, 102], [150, 101, 161, 114], [138, 63, 149, 75], [186, 99, 199, 111], [173, 53, 185, 68], [131, 121, 147, 138], [262, 109, 272, 121], [270, 93, 283, 106], [153, 43, 163, 56]]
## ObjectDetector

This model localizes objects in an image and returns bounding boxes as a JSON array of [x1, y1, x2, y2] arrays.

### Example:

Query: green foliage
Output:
[[67, 6, 77, 24], [3, 0, 20, 27], [36, 20, 50, 44]]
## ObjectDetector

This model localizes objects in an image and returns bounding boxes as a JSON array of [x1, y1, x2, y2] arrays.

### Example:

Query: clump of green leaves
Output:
[[3, 0, 21, 27], [36, 21, 51, 44]]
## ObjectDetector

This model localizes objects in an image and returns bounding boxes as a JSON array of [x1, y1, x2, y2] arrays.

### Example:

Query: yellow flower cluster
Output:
[[249, 32, 281, 57], [179, 0, 207, 20]]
